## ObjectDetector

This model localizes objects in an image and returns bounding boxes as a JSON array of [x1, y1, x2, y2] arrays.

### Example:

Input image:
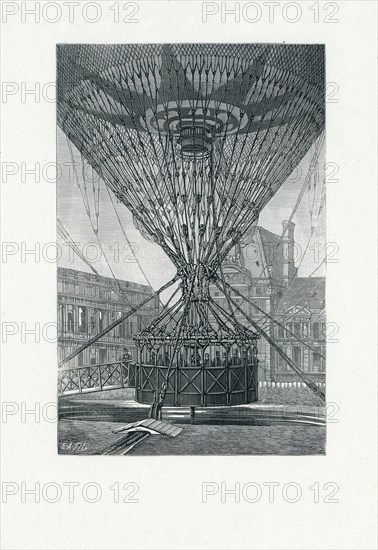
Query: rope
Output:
[[212, 275, 325, 403], [57, 218, 134, 306], [59, 274, 179, 367], [149, 272, 197, 418]]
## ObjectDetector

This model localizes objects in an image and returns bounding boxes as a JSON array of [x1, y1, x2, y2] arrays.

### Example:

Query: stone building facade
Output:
[[273, 277, 326, 382], [57, 267, 159, 367], [58, 221, 326, 382], [210, 221, 326, 382]]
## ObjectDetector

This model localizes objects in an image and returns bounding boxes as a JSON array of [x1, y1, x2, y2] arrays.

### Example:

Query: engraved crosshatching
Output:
[[57, 43, 326, 455]]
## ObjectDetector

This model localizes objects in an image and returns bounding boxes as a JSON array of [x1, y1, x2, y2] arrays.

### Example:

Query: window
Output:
[[312, 347, 321, 371], [58, 304, 64, 332], [99, 288, 110, 300], [278, 325, 284, 338], [286, 323, 294, 338], [251, 303, 260, 315], [312, 322, 319, 339], [117, 312, 125, 338], [108, 312, 116, 337], [67, 305, 74, 332], [277, 352, 285, 368], [76, 284, 85, 295], [285, 348, 291, 370], [293, 347, 302, 367], [78, 307, 87, 333], [319, 347, 326, 371], [90, 309, 96, 334], [88, 285, 97, 297], [294, 322, 301, 338], [99, 349, 107, 364]]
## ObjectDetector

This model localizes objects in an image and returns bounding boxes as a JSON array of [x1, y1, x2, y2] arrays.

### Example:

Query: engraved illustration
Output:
[[57, 43, 326, 455]]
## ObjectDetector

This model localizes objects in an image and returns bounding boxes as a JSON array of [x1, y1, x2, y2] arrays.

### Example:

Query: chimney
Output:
[[282, 220, 295, 287]]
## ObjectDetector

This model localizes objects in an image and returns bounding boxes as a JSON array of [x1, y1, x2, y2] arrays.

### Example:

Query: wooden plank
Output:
[[139, 418, 183, 437], [165, 425, 183, 437], [112, 418, 183, 438]]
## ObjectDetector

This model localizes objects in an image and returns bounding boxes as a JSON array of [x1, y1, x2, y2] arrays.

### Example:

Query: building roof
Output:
[[277, 277, 325, 312], [258, 226, 285, 282], [240, 225, 288, 284], [57, 266, 152, 293]]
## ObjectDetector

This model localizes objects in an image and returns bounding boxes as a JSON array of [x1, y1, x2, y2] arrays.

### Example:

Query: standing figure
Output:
[[121, 347, 132, 365], [232, 349, 240, 365]]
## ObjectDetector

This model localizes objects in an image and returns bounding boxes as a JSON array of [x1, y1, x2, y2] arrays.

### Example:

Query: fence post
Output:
[[244, 363, 248, 403], [77, 367, 82, 394], [119, 362, 124, 388], [98, 366, 103, 391], [174, 362, 179, 406]]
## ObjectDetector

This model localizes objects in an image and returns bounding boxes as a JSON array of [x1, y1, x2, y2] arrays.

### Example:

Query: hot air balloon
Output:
[[57, 44, 325, 413]]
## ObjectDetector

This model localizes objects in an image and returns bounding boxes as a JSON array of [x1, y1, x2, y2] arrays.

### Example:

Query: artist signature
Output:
[[60, 441, 88, 453]]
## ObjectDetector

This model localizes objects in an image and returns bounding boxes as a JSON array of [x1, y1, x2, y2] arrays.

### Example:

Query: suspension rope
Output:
[[218, 275, 325, 359], [66, 135, 139, 308], [59, 274, 179, 367], [259, 274, 325, 330], [57, 218, 135, 306], [212, 276, 325, 402], [272, 257, 327, 316], [242, 132, 325, 288], [150, 273, 197, 418], [59, 45, 324, 285]]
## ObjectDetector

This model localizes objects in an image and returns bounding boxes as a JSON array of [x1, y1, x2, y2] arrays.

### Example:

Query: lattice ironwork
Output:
[[58, 361, 129, 396], [131, 340, 259, 406]]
